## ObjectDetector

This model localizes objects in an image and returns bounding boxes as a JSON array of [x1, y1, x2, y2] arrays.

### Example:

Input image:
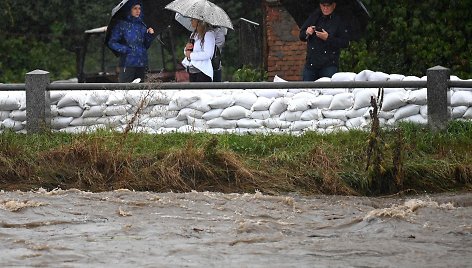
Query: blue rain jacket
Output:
[[108, 1, 155, 68]]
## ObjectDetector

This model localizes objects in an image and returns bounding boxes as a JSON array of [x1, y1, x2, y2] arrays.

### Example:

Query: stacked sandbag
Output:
[[1, 70, 472, 134]]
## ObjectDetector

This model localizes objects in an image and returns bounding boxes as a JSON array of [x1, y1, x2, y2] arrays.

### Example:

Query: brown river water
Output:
[[1, 189, 471, 267]]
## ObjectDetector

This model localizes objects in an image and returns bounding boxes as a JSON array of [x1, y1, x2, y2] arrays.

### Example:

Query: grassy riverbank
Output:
[[1, 121, 471, 196]]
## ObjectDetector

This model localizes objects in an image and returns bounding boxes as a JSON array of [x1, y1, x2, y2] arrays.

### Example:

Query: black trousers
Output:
[[119, 67, 146, 83], [189, 72, 211, 82]]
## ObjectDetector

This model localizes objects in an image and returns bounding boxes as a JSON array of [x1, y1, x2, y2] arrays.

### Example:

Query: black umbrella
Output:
[[105, 0, 177, 56], [280, 0, 370, 41]]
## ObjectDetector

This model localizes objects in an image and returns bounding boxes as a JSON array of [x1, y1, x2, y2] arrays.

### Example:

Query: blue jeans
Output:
[[302, 66, 338, 81]]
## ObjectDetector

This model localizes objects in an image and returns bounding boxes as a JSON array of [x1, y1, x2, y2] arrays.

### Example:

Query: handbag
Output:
[[211, 46, 221, 70]]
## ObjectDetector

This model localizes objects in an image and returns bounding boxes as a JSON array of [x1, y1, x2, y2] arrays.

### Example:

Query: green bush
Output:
[[233, 65, 268, 82]]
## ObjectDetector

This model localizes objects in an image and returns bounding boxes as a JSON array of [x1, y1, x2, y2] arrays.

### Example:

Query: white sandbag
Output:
[[420, 105, 428, 118], [0, 92, 21, 110], [368, 71, 390, 81], [269, 97, 288, 116], [2, 118, 23, 131], [389, 74, 406, 81], [354, 70, 374, 81], [273, 74, 287, 82], [70, 117, 101, 127], [208, 95, 234, 109], [250, 110, 270, 120], [82, 105, 106, 118], [168, 91, 200, 111], [287, 98, 311, 112], [9, 110, 26, 122], [451, 106, 468, 119], [451, 91, 472, 106], [322, 109, 348, 121], [221, 106, 250, 120], [164, 118, 187, 128], [317, 118, 344, 128], [177, 108, 204, 120], [402, 76, 422, 90], [85, 91, 110, 106], [0, 111, 10, 121], [57, 92, 87, 109], [264, 118, 291, 129], [394, 104, 420, 120], [144, 117, 166, 129], [377, 110, 396, 120], [187, 96, 212, 112], [301, 108, 321, 120], [347, 107, 370, 119], [319, 88, 348, 95], [104, 104, 131, 116], [292, 91, 319, 99], [50, 105, 59, 117], [105, 91, 128, 105], [353, 88, 378, 109], [290, 120, 316, 131], [187, 116, 208, 129], [279, 111, 303, 122], [237, 118, 264, 128], [381, 91, 408, 111], [202, 109, 224, 120], [331, 72, 356, 81], [464, 107, 472, 119], [50, 116, 74, 129], [253, 89, 287, 98], [251, 96, 274, 111], [407, 88, 427, 105], [150, 90, 174, 105], [346, 117, 367, 129], [149, 105, 178, 118], [97, 115, 124, 127], [233, 91, 258, 109], [329, 93, 353, 110], [50, 91, 66, 105], [310, 95, 333, 109], [398, 114, 428, 125], [207, 117, 237, 129], [58, 106, 84, 118]]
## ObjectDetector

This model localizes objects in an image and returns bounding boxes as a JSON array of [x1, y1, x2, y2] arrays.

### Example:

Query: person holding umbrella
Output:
[[182, 19, 216, 82], [299, 0, 350, 81], [107, 0, 156, 83]]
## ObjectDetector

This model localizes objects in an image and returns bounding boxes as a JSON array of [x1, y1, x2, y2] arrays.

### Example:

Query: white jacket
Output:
[[182, 31, 215, 80]]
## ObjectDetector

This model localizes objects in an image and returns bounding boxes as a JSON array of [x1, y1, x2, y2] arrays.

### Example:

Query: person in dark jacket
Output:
[[108, 0, 156, 82], [299, 0, 349, 81]]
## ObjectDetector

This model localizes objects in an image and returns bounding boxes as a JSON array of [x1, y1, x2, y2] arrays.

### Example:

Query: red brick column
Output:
[[263, 0, 306, 81]]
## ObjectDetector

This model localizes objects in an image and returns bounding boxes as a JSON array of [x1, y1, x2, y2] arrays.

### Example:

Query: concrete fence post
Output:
[[25, 70, 51, 133], [427, 66, 450, 131]]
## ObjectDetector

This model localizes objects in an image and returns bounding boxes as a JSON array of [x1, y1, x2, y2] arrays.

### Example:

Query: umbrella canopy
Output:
[[280, 0, 370, 41], [165, 0, 234, 30]]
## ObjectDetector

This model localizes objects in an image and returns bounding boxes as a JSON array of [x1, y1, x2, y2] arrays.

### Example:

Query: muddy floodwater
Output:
[[1, 189, 471, 267]]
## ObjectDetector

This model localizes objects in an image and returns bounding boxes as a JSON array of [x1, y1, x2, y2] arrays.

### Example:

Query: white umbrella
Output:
[[165, 0, 233, 30]]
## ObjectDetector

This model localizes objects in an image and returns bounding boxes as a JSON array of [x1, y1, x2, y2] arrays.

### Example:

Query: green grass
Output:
[[0, 121, 471, 196]]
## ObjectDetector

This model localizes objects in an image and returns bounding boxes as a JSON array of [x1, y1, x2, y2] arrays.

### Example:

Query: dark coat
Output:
[[299, 10, 350, 69], [108, 1, 155, 68]]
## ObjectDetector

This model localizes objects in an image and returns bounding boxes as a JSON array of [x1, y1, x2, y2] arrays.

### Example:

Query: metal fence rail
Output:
[[1, 66, 471, 133]]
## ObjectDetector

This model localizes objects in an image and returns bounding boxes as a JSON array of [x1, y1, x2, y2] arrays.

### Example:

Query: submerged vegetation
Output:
[[0, 120, 471, 196]]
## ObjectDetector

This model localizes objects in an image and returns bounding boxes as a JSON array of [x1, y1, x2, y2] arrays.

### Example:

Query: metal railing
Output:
[[1, 66, 471, 133]]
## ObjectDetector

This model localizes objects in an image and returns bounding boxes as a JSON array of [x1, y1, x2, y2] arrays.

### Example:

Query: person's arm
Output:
[[188, 32, 215, 61], [299, 11, 319, 41], [143, 28, 155, 49], [108, 22, 131, 54]]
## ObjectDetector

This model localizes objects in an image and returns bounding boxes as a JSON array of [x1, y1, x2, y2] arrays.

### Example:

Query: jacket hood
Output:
[[125, 0, 144, 20]]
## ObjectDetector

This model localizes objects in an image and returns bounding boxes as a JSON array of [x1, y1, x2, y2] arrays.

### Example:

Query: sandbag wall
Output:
[[1, 70, 471, 134]]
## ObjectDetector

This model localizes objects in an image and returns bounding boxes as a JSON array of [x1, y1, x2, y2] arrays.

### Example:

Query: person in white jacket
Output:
[[182, 18, 216, 82]]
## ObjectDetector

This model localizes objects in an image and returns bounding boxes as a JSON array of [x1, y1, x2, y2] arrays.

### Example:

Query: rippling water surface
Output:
[[1, 189, 471, 267]]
